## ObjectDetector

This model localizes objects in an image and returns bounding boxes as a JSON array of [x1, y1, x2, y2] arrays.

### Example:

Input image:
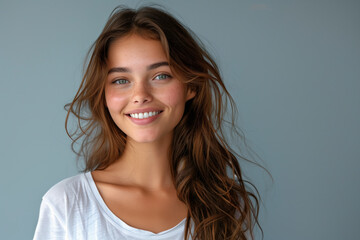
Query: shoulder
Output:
[[34, 173, 94, 239], [42, 173, 89, 205], [39, 173, 94, 223]]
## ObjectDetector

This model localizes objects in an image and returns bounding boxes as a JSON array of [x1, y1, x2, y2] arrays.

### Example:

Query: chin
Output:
[[133, 138, 158, 143], [126, 131, 172, 145], [127, 134, 160, 144]]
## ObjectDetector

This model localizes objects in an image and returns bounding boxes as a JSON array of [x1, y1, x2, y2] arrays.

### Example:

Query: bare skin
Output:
[[91, 35, 193, 234], [91, 137, 188, 234]]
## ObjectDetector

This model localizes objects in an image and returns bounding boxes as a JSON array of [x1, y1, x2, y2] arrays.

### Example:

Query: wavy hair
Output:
[[65, 6, 262, 240]]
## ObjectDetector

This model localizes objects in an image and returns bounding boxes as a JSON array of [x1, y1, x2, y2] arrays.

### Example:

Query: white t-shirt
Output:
[[33, 172, 188, 240]]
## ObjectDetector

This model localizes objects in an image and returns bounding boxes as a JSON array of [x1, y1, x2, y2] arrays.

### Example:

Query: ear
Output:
[[186, 89, 196, 101]]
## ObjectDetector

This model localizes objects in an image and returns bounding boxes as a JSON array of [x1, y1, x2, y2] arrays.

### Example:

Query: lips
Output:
[[129, 111, 160, 119], [125, 109, 163, 125]]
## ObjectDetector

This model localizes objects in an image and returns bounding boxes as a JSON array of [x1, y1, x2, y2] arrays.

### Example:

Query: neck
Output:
[[107, 135, 174, 191]]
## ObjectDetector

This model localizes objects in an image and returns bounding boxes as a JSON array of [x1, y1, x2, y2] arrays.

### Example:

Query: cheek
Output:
[[105, 89, 127, 110], [161, 84, 186, 107]]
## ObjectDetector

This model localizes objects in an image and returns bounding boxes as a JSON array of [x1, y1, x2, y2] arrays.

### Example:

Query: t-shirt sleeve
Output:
[[33, 198, 66, 240]]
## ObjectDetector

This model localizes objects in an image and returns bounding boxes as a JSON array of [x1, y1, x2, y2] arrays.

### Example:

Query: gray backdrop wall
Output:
[[1, 0, 359, 239]]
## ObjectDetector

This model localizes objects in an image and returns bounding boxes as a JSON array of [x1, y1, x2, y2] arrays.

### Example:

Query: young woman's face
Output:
[[105, 34, 194, 144]]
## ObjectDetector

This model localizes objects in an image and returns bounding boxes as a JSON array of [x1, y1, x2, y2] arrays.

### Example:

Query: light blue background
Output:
[[1, 0, 359, 239]]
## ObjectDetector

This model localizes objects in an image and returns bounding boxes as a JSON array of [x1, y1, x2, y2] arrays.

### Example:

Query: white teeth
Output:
[[130, 111, 159, 119]]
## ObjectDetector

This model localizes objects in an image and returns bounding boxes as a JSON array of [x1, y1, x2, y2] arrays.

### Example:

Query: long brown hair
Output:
[[65, 6, 262, 240]]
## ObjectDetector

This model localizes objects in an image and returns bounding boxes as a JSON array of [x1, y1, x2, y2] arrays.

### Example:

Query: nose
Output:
[[131, 82, 152, 104]]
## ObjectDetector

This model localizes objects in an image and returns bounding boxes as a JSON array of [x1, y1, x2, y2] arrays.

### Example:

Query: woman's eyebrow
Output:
[[108, 61, 169, 75], [108, 67, 129, 74], [147, 61, 169, 70]]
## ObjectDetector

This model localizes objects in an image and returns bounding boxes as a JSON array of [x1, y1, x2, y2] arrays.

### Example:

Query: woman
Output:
[[34, 6, 261, 240]]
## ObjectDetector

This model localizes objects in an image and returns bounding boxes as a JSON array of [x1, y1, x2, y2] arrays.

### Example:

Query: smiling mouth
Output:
[[127, 111, 162, 119]]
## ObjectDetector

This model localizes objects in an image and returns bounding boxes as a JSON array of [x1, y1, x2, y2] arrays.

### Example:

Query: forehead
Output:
[[107, 34, 168, 68]]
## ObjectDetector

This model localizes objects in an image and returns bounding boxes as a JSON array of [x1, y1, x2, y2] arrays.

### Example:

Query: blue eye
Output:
[[154, 74, 172, 80], [113, 79, 129, 84]]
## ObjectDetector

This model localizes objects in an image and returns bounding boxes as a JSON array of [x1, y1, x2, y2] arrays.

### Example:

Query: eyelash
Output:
[[154, 73, 172, 80], [112, 79, 129, 85], [111, 73, 172, 85]]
